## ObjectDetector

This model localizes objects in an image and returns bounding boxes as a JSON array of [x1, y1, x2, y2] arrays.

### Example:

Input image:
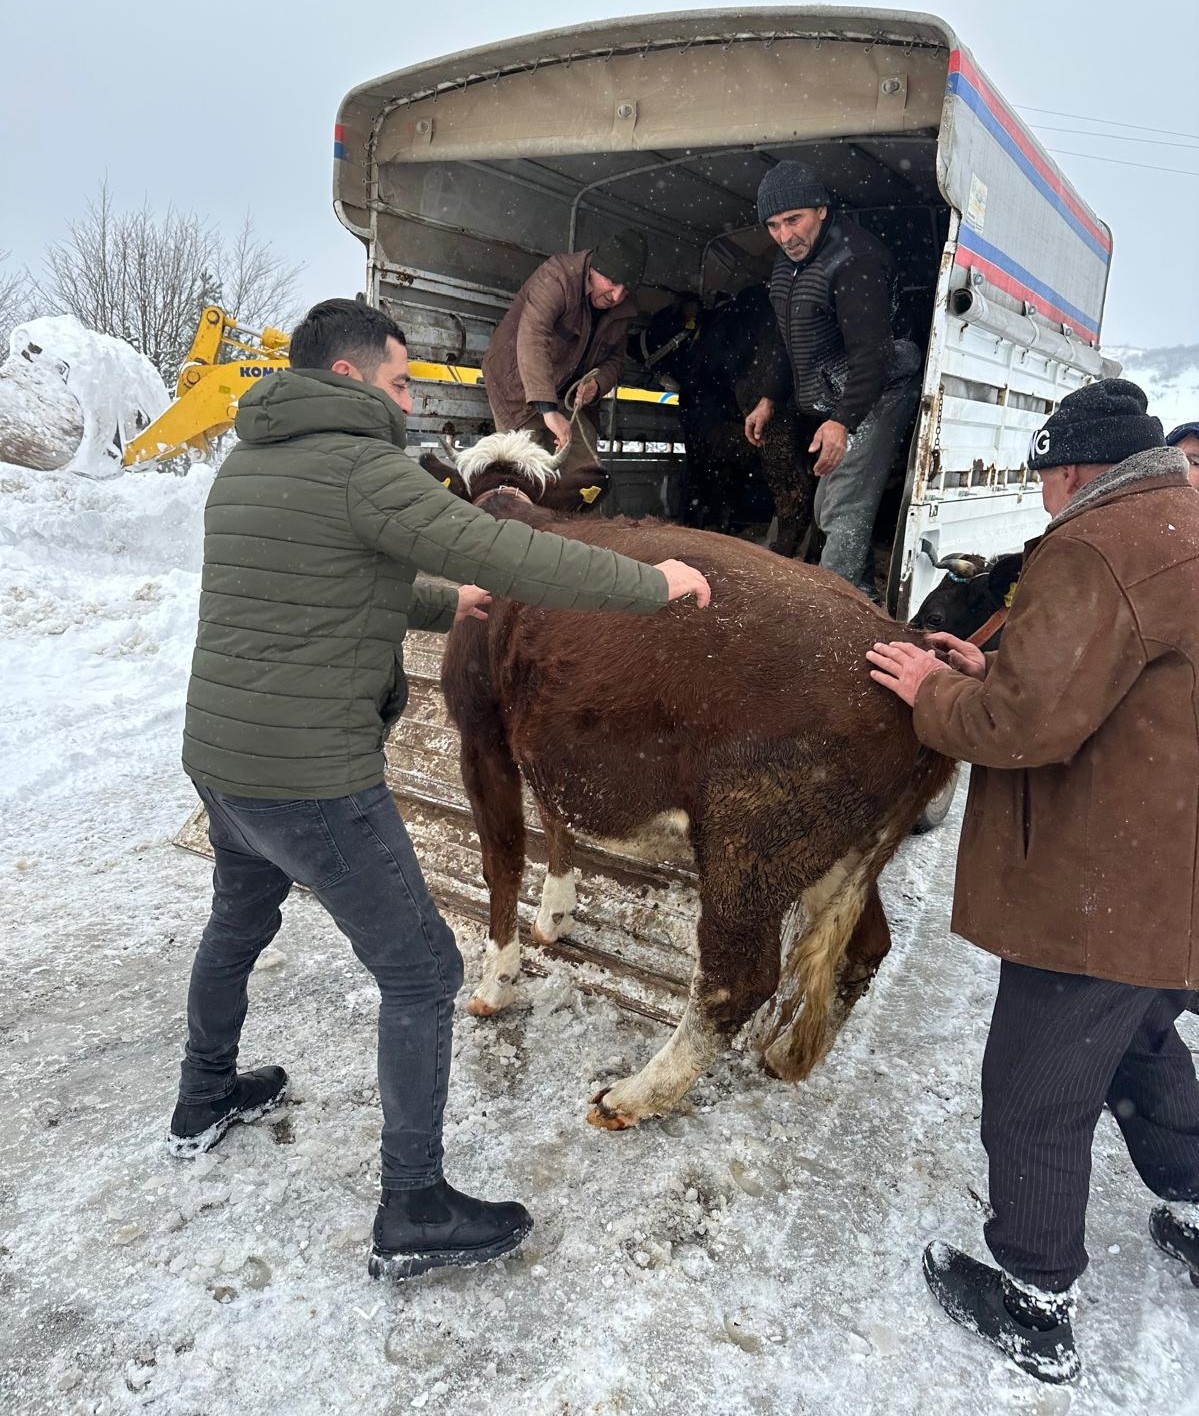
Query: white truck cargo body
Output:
[[333, 7, 1117, 617]]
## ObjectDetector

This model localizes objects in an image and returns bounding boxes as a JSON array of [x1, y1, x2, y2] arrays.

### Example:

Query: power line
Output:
[[1018, 104, 1199, 143], [1033, 124, 1199, 152], [1047, 147, 1199, 178]]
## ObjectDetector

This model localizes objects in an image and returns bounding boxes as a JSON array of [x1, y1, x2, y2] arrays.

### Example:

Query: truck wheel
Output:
[[912, 765, 960, 834]]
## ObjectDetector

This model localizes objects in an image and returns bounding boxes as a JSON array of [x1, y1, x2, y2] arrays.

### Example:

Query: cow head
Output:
[[421, 429, 610, 514], [910, 552, 1023, 650], [630, 293, 703, 389]]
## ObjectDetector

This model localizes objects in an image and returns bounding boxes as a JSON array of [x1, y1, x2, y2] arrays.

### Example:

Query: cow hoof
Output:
[[531, 919, 572, 947], [467, 983, 516, 1017], [586, 1088, 639, 1131]]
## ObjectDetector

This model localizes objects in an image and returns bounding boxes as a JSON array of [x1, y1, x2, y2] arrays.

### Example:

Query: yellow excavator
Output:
[[122, 304, 679, 470], [121, 305, 291, 469]]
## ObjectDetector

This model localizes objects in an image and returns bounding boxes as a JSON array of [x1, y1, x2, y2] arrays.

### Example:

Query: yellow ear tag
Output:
[[441, 477, 452, 488], [1004, 581, 1019, 608], [579, 485, 602, 504]]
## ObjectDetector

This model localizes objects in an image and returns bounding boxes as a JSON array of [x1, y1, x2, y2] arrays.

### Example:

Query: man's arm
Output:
[[910, 538, 1148, 769], [408, 580, 459, 633], [348, 446, 673, 614], [830, 258, 895, 432], [514, 264, 571, 407], [588, 310, 635, 399]]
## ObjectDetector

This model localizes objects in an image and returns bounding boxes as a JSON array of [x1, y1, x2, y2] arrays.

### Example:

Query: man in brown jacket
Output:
[[482, 229, 647, 480], [868, 379, 1199, 1384]]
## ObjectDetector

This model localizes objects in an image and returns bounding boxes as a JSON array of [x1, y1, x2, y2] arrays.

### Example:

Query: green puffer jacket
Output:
[[182, 368, 668, 799]]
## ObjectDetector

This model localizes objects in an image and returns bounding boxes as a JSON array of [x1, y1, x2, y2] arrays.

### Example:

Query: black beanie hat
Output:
[[590, 229, 647, 287], [757, 161, 831, 223], [1027, 378, 1164, 472]]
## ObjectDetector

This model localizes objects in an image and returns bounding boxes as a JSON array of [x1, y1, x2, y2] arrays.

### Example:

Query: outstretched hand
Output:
[[454, 585, 492, 623], [655, 559, 712, 608], [866, 640, 946, 706]]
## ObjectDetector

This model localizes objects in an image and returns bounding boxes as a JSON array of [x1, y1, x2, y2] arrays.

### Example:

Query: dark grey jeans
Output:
[[180, 781, 464, 1189]]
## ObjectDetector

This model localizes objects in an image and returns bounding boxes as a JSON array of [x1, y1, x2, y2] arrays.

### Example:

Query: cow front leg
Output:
[[588, 908, 782, 1129], [459, 732, 526, 1018], [532, 809, 577, 946]]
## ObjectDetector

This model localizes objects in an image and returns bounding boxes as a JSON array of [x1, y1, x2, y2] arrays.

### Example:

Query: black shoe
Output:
[[922, 1241, 1080, 1384], [167, 1066, 289, 1157], [368, 1179, 533, 1281], [1150, 1206, 1199, 1287]]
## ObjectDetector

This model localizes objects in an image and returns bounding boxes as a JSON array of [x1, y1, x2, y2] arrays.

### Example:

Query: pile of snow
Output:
[[3, 315, 168, 478], [3, 452, 1199, 1414], [1106, 344, 1199, 434]]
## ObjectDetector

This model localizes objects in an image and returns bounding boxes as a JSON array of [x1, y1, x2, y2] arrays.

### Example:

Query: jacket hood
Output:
[[234, 368, 408, 447]]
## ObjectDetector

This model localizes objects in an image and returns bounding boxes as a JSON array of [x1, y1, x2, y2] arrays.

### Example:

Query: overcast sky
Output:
[[4, 0, 1196, 349]]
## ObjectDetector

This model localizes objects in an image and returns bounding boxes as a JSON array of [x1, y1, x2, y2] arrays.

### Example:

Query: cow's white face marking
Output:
[[454, 430, 563, 495], [468, 935, 521, 1016], [534, 871, 576, 943]]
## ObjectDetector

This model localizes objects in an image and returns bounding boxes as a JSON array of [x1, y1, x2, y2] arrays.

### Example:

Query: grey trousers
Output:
[[981, 960, 1199, 1291], [811, 378, 920, 589]]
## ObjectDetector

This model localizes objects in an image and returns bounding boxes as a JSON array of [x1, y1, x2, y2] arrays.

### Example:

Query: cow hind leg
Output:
[[532, 810, 577, 946], [758, 846, 895, 1081], [460, 731, 526, 1018]]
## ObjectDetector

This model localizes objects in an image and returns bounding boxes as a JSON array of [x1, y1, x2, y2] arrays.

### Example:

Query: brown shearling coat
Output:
[[912, 449, 1199, 988], [482, 252, 635, 431]]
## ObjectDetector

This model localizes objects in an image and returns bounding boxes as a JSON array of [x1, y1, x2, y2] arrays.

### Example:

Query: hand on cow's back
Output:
[[654, 559, 712, 608]]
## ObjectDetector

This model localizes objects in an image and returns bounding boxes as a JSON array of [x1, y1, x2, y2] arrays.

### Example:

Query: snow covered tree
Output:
[[38, 183, 303, 384], [0, 250, 39, 351]]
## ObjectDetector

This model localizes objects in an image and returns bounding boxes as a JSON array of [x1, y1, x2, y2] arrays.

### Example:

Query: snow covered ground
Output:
[[3, 449, 1199, 1416]]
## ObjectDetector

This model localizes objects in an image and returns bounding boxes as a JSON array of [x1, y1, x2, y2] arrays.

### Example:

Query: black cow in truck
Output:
[[631, 287, 816, 559]]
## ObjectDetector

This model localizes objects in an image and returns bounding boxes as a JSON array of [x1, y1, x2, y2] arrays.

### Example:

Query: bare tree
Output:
[[39, 183, 303, 383], [0, 250, 39, 351], [216, 214, 304, 333]]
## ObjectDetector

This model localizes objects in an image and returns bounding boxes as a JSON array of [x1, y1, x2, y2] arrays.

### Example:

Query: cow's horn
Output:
[[934, 555, 982, 578], [546, 440, 571, 472], [439, 433, 460, 465]]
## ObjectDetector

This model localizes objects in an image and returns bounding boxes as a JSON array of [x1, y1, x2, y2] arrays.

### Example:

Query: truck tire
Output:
[[912, 764, 960, 834]]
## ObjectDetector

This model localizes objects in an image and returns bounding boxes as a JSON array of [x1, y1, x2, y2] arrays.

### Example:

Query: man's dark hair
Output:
[[289, 297, 406, 374]]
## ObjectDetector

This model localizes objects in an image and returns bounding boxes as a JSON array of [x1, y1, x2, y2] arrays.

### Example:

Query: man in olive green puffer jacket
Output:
[[170, 298, 711, 1283]]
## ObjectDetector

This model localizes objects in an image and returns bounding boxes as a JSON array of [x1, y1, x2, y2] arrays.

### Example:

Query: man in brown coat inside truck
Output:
[[868, 379, 1199, 1385], [482, 229, 647, 481]]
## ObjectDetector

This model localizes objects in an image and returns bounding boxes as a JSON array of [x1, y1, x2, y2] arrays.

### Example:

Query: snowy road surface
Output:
[[1, 461, 1197, 1416]]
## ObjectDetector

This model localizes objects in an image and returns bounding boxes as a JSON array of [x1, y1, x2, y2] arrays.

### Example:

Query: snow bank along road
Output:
[[1, 463, 1197, 1415]]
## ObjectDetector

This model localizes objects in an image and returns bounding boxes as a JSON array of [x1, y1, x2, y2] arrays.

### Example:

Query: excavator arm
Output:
[[121, 306, 291, 468]]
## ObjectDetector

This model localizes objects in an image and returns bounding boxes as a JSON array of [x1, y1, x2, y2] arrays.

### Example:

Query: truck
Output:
[[332, 6, 1118, 621], [178, 7, 1122, 1015]]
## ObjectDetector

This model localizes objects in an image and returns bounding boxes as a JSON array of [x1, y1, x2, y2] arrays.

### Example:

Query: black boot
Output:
[[368, 1179, 533, 1281], [167, 1065, 288, 1157], [1150, 1206, 1199, 1286], [922, 1241, 1080, 1384]]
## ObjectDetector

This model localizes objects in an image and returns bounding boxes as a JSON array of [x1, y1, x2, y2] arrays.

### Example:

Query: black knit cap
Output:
[[591, 228, 647, 287], [757, 161, 832, 223], [1027, 378, 1163, 472]]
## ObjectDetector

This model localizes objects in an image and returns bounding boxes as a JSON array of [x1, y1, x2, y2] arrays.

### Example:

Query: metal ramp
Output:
[[174, 629, 700, 1025]]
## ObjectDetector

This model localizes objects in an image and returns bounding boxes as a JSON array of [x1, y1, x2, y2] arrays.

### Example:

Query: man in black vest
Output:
[[744, 161, 921, 593]]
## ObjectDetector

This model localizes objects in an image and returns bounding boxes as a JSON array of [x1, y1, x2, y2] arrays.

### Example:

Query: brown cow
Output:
[[436, 432, 954, 1130]]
